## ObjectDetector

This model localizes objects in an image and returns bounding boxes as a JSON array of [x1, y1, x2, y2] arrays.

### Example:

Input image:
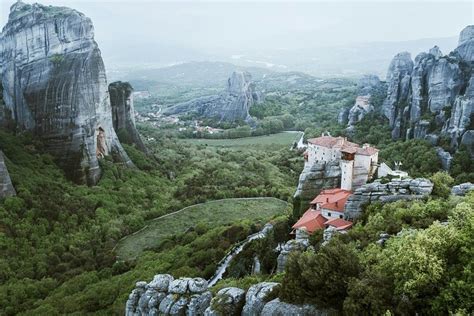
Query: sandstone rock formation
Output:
[[260, 299, 327, 316], [163, 71, 262, 122], [436, 147, 453, 170], [451, 182, 474, 196], [127, 274, 330, 316], [126, 275, 211, 316], [0, 1, 133, 184], [109, 81, 146, 152], [344, 178, 433, 220], [205, 287, 246, 316], [276, 228, 310, 273], [294, 161, 341, 201], [382, 26, 474, 154], [339, 75, 385, 130], [0, 151, 16, 198], [242, 282, 279, 316]]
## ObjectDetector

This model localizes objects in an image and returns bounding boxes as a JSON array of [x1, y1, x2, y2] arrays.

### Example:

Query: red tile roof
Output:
[[356, 146, 379, 156], [292, 209, 327, 234], [325, 218, 353, 230], [310, 189, 352, 212], [307, 136, 378, 157]]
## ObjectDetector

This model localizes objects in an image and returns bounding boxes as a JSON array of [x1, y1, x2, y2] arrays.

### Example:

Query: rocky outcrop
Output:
[[344, 178, 433, 220], [294, 161, 341, 201], [0, 1, 133, 184], [242, 282, 279, 316], [451, 182, 474, 196], [456, 25, 474, 61], [260, 299, 327, 316], [276, 228, 310, 273], [127, 276, 329, 316], [381, 26, 474, 153], [205, 287, 246, 316], [0, 151, 16, 198], [382, 52, 413, 138], [436, 147, 453, 170], [163, 71, 262, 122], [126, 275, 212, 316], [460, 130, 474, 156], [339, 75, 385, 129], [109, 81, 146, 152]]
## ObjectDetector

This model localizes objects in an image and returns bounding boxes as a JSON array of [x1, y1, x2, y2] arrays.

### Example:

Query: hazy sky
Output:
[[1, 0, 473, 69]]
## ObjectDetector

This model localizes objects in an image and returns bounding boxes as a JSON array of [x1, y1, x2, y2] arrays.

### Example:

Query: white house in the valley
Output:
[[305, 135, 379, 191]]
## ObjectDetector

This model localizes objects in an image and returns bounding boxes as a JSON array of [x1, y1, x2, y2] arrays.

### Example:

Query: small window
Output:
[[339, 215, 343, 219], [327, 212, 332, 217]]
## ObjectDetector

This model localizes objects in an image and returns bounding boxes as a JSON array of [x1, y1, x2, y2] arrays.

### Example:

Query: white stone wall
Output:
[[340, 160, 354, 191], [307, 144, 341, 165], [321, 208, 344, 219]]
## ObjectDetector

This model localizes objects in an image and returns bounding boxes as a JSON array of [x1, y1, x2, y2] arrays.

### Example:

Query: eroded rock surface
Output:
[[0, 1, 132, 184], [344, 178, 433, 220], [294, 161, 341, 201], [109, 81, 146, 152], [381, 26, 474, 152], [126, 275, 211, 316], [451, 182, 474, 196], [163, 71, 262, 122], [242, 282, 279, 316], [205, 287, 245, 316], [0, 151, 15, 198]]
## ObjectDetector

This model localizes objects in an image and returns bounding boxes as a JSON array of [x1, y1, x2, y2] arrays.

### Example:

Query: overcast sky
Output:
[[1, 0, 473, 68]]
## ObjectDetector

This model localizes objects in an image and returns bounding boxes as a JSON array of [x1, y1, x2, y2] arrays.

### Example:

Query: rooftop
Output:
[[307, 136, 378, 156], [311, 188, 352, 212], [325, 218, 353, 230], [292, 209, 327, 234]]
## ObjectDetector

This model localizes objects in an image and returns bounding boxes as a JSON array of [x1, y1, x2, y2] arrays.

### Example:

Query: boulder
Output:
[[261, 298, 328, 316], [187, 291, 212, 316], [451, 182, 474, 196], [242, 282, 279, 316], [188, 278, 208, 294], [169, 278, 191, 294], [205, 287, 245, 316], [149, 274, 174, 291], [436, 147, 453, 170]]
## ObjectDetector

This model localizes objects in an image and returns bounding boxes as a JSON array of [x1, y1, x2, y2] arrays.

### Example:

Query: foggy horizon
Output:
[[1, 0, 474, 75]]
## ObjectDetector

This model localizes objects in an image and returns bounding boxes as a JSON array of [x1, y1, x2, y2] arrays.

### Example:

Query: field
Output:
[[115, 197, 289, 260], [181, 131, 303, 147]]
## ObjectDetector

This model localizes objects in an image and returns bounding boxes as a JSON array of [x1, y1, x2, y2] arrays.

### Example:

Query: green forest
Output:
[[0, 72, 472, 315]]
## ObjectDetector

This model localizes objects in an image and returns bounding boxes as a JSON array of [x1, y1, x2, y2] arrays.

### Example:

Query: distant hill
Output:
[[108, 61, 275, 91]]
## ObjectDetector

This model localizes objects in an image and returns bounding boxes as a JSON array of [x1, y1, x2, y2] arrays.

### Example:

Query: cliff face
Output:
[[382, 27, 474, 154], [109, 81, 146, 152], [0, 151, 16, 198], [163, 71, 262, 122], [0, 1, 133, 184]]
